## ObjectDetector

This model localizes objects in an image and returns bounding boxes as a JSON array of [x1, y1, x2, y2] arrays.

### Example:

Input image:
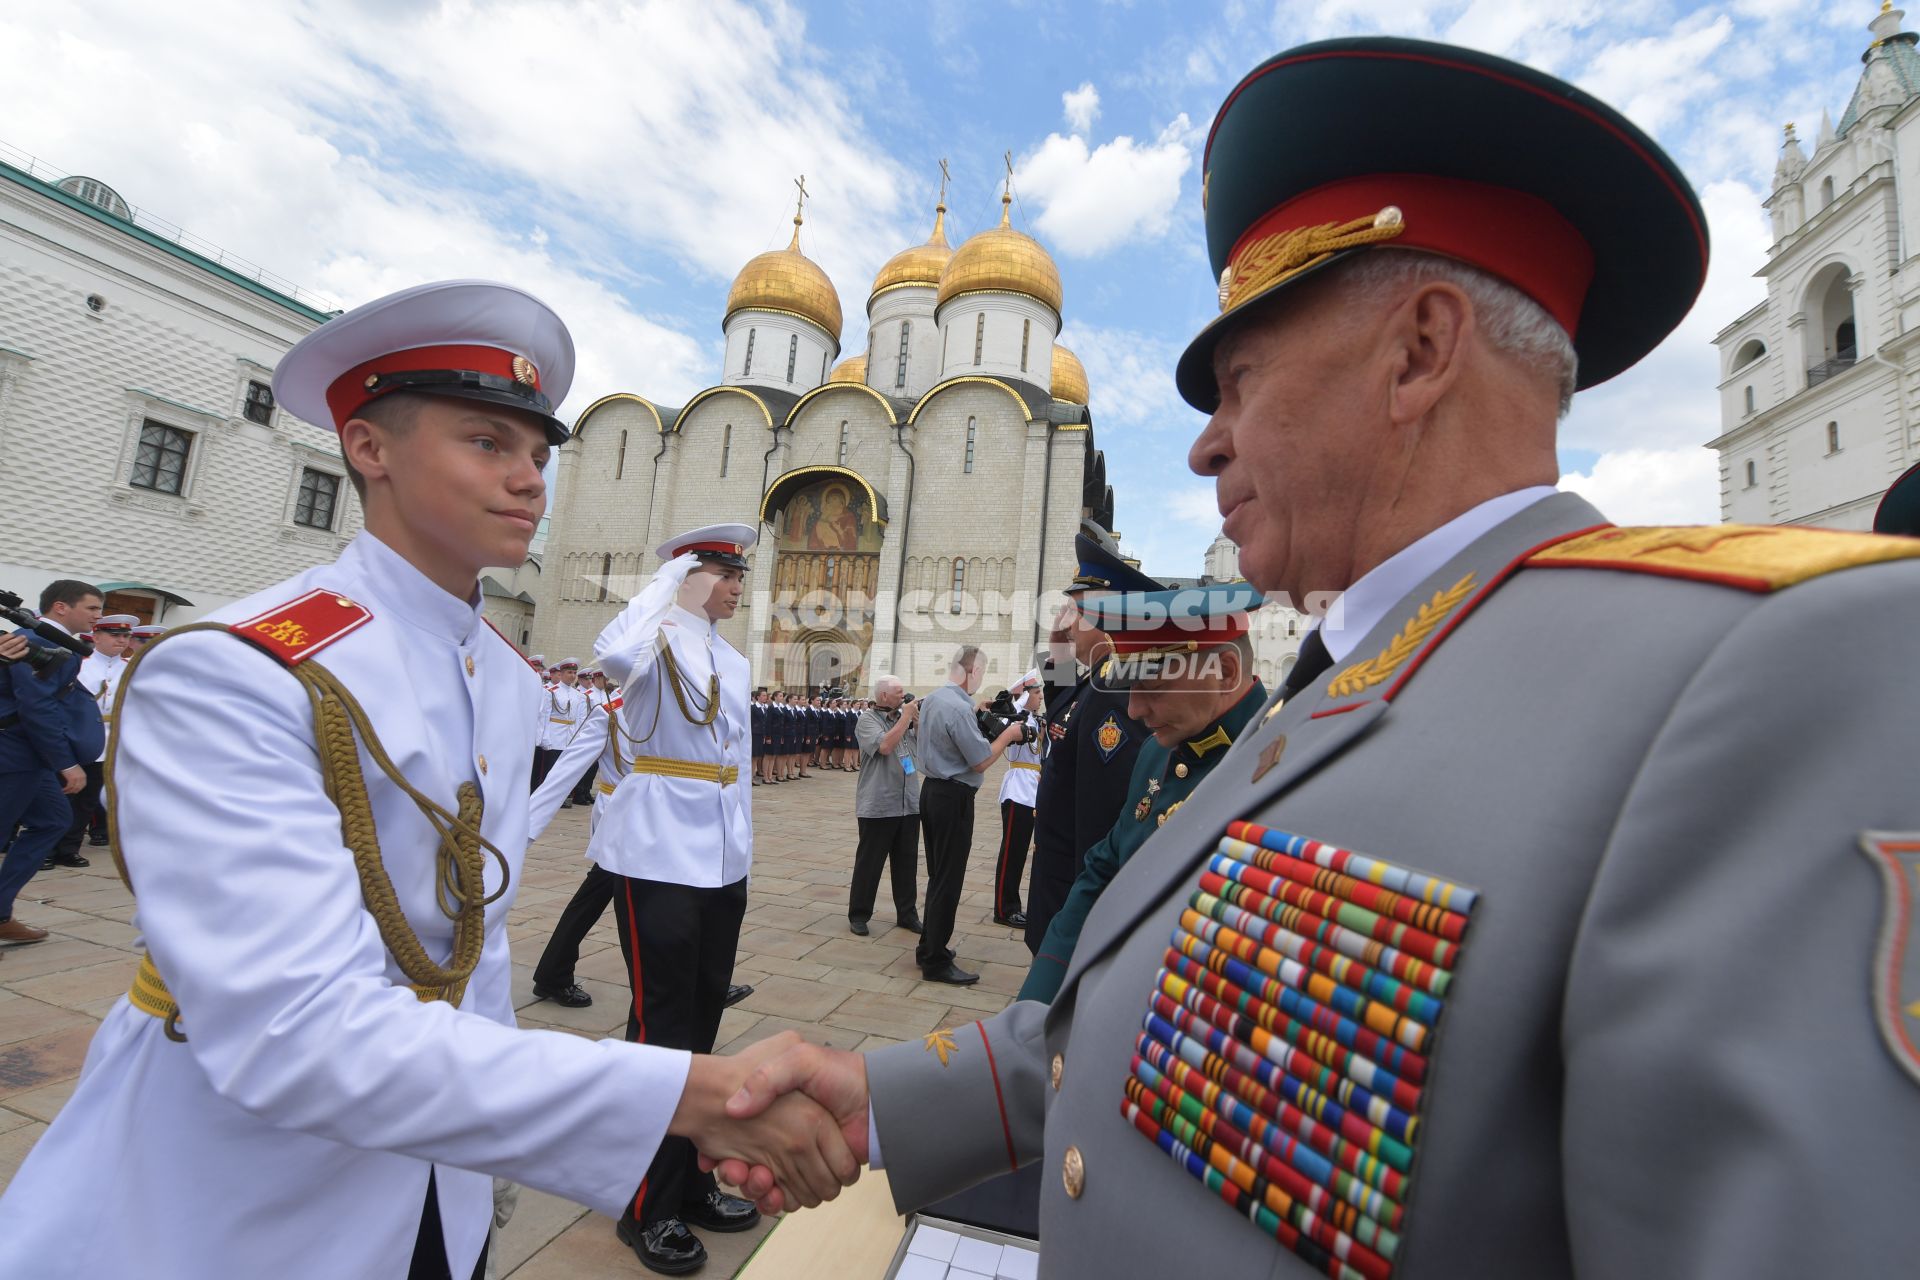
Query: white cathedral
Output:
[[1712, 3, 1920, 527], [530, 185, 1117, 694]]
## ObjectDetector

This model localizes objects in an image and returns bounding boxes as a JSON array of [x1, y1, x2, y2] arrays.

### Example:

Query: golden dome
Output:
[[870, 203, 953, 300], [827, 355, 867, 384], [1051, 344, 1089, 404], [937, 193, 1063, 316], [725, 219, 843, 341]]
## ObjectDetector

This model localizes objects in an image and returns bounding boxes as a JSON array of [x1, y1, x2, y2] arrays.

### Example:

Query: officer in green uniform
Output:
[[1021, 583, 1267, 1003]]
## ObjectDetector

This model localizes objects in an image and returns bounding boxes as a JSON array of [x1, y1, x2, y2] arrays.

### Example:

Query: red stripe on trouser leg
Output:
[[624, 877, 648, 1218]]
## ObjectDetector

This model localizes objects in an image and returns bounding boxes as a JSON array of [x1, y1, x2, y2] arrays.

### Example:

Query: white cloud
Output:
[[1575, 12, 1735, 135], [1063, 82, 1102, 134], [1559, 448, 1721, 523], [1057, 323, 1199, 433], [1018, 116, 1198, 257]]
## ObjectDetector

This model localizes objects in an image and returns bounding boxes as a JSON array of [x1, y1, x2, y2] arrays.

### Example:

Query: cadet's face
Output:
[[370, 400, 550, 593], [681, 564, 746, 620], [1189, 277, 1386, 601]]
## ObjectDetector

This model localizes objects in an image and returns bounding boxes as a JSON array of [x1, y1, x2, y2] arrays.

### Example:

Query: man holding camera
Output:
[[0, 580, 106, 946], [912, 645, 1028, 985], [848, 676, 923, 937]]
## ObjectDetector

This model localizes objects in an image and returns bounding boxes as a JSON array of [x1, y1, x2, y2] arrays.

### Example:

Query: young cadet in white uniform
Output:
[[991, 671, 1044, 927], [0, 282, 853, 1280], [532, 657, 586, 788], [589, 522, 759, 1275]]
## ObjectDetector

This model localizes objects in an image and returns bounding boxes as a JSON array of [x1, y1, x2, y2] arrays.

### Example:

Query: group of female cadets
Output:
[[752, 691, 866, 783]]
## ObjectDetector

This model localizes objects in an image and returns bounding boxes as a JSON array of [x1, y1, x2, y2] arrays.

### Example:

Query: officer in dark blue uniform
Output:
[[1024, 532, 1162, 954], [0, 579, 107, 946]]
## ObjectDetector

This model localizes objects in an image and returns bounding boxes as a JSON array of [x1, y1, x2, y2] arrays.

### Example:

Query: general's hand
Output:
[[701, 1037, 870, 1210], [671, 1034, 861, 1212], [59, 765, 85, 795]]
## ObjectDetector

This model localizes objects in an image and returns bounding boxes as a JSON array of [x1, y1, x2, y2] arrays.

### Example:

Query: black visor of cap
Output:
[[365, 368, 571, 445]]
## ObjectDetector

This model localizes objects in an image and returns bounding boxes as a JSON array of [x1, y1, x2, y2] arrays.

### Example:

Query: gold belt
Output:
[[549, 717, 576, 724], [129, 952, 467, 1039], [626, 755, 739, 785], [1010, 761, 1042, 772]]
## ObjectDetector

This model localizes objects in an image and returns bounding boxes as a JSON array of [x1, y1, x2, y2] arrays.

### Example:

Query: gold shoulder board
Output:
[[1526, 525, 1920, 593]]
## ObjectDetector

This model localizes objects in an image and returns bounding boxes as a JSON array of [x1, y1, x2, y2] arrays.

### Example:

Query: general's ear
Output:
[[1385, 280, 1473, 426]]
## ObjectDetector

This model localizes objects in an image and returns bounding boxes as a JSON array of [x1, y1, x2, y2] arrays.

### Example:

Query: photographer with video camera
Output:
[[911, 645, 1026, 985], [0, 580, 106, 948]]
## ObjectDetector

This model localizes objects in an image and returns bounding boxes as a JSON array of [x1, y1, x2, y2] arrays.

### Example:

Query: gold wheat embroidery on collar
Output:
[[923, 1027, 959, 1066], [1325, 573, 1478, 700]]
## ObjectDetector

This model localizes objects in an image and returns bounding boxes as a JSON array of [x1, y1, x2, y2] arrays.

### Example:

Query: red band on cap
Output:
[[676, 541, 745, 557], [1109, 616, 1252, 655], [1226, 174, 1594, 337], [325, 344, 537, 430]]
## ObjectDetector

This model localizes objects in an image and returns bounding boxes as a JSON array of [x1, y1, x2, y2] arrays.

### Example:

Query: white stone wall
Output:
[[935, 292, 1058, 392], [865, 288, 942, 398], [722, 310, 836, 395], [0, 172, 366, 621]]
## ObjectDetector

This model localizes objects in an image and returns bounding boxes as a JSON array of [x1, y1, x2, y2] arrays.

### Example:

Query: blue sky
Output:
[[2, 0, 1872, 577]]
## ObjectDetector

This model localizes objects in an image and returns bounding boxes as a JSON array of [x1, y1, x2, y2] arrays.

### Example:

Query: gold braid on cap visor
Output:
[[1217, 206, 1406, 312]]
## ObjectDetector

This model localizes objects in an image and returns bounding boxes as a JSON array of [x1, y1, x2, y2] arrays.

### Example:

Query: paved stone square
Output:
[[0, 762, 1025, 1276]]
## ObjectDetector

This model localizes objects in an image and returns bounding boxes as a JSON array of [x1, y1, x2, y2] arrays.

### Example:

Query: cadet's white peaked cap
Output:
[[273, 280, 576, 445], [655, 523, 758, 571], [554, 658, 580, 670], [94, 614, 139, 632]]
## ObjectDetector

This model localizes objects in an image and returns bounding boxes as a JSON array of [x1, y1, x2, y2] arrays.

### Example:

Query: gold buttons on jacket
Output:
[[1062, 1146, 1085, 1199], [1174, 762, 1189, 778], [1050, 1054, 1064, 1090], [464, 655, 475, 677], [477, 754, 489, 775]]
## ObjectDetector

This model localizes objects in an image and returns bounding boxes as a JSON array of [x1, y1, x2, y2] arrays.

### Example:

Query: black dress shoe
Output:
[[722, 983, 753, 1008], [896, 915, 923, 934], [617, 1217, 706, 1275], [992, 911, 1028, 928], [87, 834, 110, 847], [531, 981, 593, 1008], [921, 962, 980, 986], [849, 919, 870, 936], [681, 1188, 761, 1233], [41, 853, 89, 871]]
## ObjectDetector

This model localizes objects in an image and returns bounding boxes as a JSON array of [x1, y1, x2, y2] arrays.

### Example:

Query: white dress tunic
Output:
[[588, 566, 752, 887], [0, 534, 690, 1279]]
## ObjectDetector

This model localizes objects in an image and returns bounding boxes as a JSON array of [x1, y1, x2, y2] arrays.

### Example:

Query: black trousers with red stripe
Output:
[[994, 800, 1035, 919], [610, 873, 749, 1227]]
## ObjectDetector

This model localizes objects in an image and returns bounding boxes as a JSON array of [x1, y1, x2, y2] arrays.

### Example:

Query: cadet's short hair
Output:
[[341, 391, 431, 501], [40, 579, 101, 614]]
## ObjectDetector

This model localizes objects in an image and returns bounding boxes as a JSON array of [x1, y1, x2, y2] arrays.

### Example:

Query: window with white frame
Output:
[[294, 467, 341, 530], [786, 333, 799, 382], [1826, 421, 1840, 455], [974, 313, 985, 365], [950, 560, 965, 614], [1020, 318, 1031, 372], [721, 423, 732, 477], [964, 417, 976, 474], [130, 420, 192, 494], [744, 328, 756, 377], [243, 379, 274, 425], [1743, 386, 1754, 415], [1745, 459, 1757, 488], [897, 322, 911, 389], [838, 420, 850, 465]]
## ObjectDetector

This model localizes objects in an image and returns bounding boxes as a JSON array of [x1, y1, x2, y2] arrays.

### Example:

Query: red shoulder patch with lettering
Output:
[[230, 589, 373, 666]]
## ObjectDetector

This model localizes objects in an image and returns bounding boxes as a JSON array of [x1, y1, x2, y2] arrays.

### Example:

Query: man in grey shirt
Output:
[[913, 646, 1025, 984], [847, 676, 922, 938]]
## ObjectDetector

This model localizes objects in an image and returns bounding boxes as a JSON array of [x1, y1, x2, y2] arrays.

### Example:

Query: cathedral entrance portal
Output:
[[759, 467, 888, 694]]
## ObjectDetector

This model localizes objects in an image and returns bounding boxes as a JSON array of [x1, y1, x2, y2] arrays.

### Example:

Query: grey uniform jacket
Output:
[[866, 493, 1920, 1279]]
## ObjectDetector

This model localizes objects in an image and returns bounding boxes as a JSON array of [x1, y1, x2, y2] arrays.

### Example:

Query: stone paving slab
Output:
[[0, 762, 1027, 1276]]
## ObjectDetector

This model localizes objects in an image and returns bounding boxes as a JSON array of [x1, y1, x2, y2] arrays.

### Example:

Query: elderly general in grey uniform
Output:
[[711, 37, 1920, 1279]]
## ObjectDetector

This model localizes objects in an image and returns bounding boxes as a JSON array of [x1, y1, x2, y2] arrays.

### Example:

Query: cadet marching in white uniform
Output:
[[0, 282, 695, 1279]]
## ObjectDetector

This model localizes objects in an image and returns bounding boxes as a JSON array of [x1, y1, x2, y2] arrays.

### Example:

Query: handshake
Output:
[[675, 1031, 871, 1212]]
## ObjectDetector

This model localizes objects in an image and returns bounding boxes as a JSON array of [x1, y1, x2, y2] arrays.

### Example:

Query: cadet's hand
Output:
[[701, 1038, 871, 1211], [59, 765, 85, 795], [663, 552, 704, 583], [671, 1033, 861, 1212]]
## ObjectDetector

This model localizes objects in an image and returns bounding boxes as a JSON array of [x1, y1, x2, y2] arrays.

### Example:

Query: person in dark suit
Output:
[[0, 579, 106, 945]]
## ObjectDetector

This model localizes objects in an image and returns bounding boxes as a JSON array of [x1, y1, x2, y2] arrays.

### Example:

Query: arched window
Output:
[[786, 333, 799, 382], [1020, 318, 1031, 372], [951, 560, 966, 614], [897, 321, 911, 389], [1821, 176, 1835, 208], [1745, 459, 1757, 489], [1827, 421, 1840, 455], [616, 428, 628, 479], [964, 417, 977, 474], [1733, 338, 1766, 369], [743, 328, 756, 377], [598, 552, 613, 602], [838, 420, 850, 465], [974, 313, 986, 365], [1743, 386, 1754, 415], [721, 423, 732, 477]]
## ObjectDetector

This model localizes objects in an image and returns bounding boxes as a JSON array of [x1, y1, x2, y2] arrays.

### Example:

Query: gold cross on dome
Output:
[[938, 157, 951, 207], [793, 174, 809, 225], [1002, 150, 1014, 199]]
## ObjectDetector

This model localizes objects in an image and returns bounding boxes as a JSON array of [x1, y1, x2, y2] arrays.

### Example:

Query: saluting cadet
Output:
[[1019, 584, 1267, 1002], [0, 282, 853, 1279], [526, 686, 628, 1010], [531, 657, 585, 789], [990, 672, 1045, 928], [713, 38, 1920, 1277], [589, 522, 762, 1275], [1024, 531, 1160, 953]]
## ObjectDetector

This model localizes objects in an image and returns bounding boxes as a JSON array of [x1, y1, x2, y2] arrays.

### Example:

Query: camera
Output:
[[0, 588, 93, 674], [977, 688, 1039, 745]]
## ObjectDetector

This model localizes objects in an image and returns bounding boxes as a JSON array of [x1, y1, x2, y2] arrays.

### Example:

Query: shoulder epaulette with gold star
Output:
[[1525, 525, 1920, 593], [229, 589, 373, 666]]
